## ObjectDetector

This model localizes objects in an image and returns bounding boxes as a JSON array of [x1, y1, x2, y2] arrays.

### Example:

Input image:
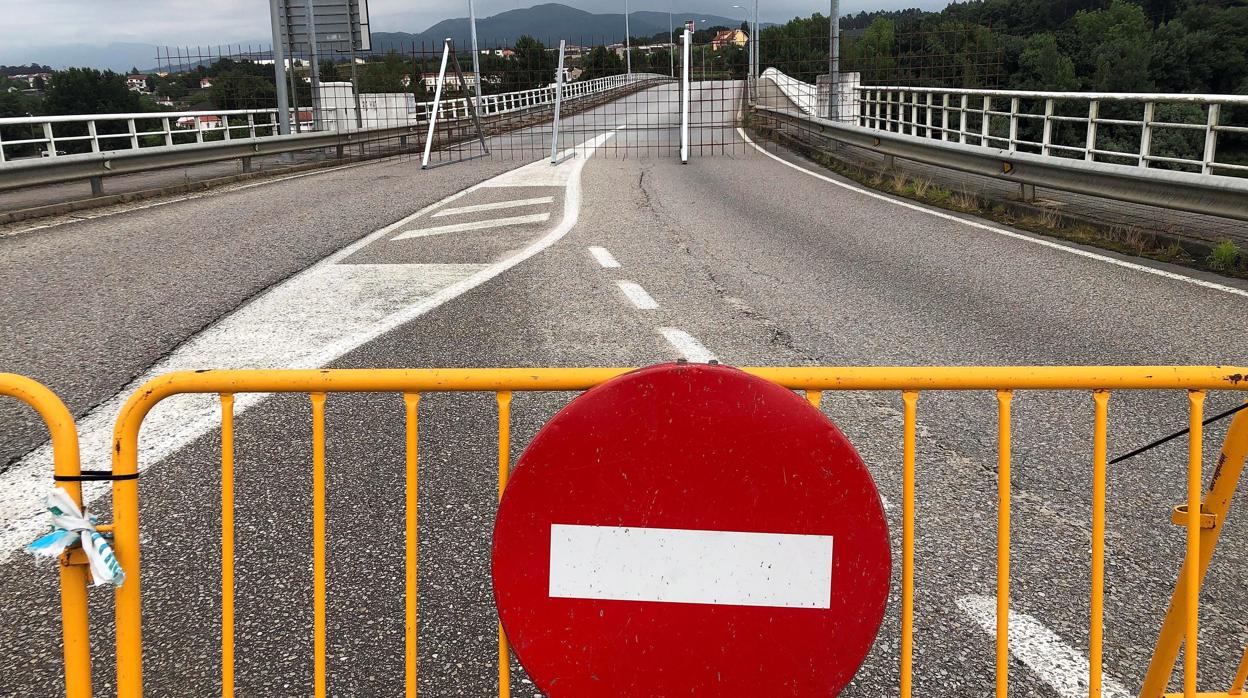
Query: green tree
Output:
[[506, 36, 556, 91], [359, 51, 410, 93], [1073, 0, 1155, 91], [1013, 33, 1078, 90], [580, 45, 625, 81], [209, 70, 277, 109], [41, 68, 143, 115], [320, 59, 341, 82]]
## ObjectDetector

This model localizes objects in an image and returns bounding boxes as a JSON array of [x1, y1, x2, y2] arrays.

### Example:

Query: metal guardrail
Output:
[[855, 86, 1248, 176], [0, 73, 665, 165], [753, 71, 1248, 222], [0, 72, 670, 192]]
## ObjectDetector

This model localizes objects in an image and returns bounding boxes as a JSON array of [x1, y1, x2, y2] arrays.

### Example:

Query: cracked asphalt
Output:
[[2, 79, 1247, 697]]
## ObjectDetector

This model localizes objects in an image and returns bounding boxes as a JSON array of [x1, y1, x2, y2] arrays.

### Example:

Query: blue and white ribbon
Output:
[[27, 488, 124, 587]]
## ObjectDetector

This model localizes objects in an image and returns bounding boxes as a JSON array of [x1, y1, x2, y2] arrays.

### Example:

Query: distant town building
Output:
[[420, 72, 477, 91], [199, 77, 214, 89], [480, 48, 517, 58], [126, 74, 149, 92], [711, 29, 748, 50], [12, 72, 52, 89], [175, 114, 223, 130]]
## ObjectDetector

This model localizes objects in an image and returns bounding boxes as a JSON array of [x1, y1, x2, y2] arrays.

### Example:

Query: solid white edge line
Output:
[[736, 127, 1248, 300], [392, 212, 551, 241], [588, 245, 621, 268], [659, 327, 716, 363], [431, 196, 555, 217], [616, 280, 659, 309], [956, 595, 1130, 698]]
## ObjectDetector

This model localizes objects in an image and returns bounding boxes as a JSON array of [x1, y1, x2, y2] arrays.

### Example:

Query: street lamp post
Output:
[[668, 3, 675, 77], [625, 0, 632, 74], [469, 0, 484, 108]]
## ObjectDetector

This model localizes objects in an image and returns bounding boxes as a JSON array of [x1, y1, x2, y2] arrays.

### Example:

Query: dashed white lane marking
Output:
[[956, 595, 1130, 698], [617, 280, 659, 309], [737, 127, 1248, 301], [659, 327, 717, 363], [0, 131, 616, 564], [431, 196, 554, 218], [589, 246, 621, 268], [392, 212, 551, 241]]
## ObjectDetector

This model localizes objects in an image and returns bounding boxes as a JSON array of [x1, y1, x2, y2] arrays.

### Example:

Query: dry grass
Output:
[[912, 177, 933, 198], [951, 189, 980, 212]]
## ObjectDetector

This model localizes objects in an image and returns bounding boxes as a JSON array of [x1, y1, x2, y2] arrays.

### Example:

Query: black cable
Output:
[[1108, 402, 1248, 465]]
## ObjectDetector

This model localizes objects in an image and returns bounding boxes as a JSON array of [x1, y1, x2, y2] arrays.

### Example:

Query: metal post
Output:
[[828, 0, 840, 121], [625, 0, 632, 75], [304, 0, 322, 130], [681, 28, 690, 164], [348, 42, 362, 129], [752, 0, 759, 86], [284, 1, 303, 134], [422, 39, 452, 169], [268, 0, 292, 137], [551, 40, 568, 165], [468, 0, 484, 108], [668, 4, 675, 77]]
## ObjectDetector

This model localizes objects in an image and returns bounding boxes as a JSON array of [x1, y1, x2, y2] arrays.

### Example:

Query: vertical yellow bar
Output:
[[404, 393, 421, 698], [900, 390, 919, 698], [1090, 391, 1109, 698], [497, 391, 513, 698], [52, 424, 91, 698], [1231, 646, 1248, 695], [311, 393, 328, 698], [995, 390, 1012, 698], [114, 430, 143, 698], [221, 394, 236, 698], [1184, 390, 1205, 698], [805, 390, 822, 408]]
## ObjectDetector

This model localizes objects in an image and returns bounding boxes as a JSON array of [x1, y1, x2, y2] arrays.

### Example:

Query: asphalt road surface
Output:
[[2, 79, 1246, 697]]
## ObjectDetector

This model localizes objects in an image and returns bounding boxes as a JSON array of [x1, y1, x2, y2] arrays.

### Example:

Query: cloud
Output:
[[0, 0, 949, 53]]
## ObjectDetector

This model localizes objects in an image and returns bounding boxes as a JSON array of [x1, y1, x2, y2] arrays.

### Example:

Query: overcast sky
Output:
[[0, 0, 946, 51]]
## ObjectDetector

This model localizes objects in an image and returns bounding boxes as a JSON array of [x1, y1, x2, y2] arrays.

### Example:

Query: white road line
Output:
[[737, 127, 1248, 301], [549, 524, 834, 608], [431, 196, 554, 218], [589, 246, 621, 268], [0, 131, 617, 564], [956, 595, 1130, 698], [617, 280, 659, 309], [659, 327, 717, 363], [392, 212, 551, 241]]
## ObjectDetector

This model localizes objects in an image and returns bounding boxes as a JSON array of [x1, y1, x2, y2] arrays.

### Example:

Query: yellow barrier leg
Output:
[[404, 393, 421, 698], [1231, 646, 1248, 695], [1139, 400, 1248, 698], [497, 392, 513, 698]]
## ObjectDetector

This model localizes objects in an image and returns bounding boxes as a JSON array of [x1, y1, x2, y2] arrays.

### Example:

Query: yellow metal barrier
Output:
[[0, 373, 90, 698], [33, 366, 1248, 696]]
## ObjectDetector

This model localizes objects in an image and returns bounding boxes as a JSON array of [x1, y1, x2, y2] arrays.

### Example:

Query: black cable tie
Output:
[[1109, 402, 1248, 465], [54, 471, 139, 482]]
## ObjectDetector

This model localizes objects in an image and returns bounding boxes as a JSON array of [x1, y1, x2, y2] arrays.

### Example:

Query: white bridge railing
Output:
[[855, 86, 1248, 176], [752, 69, 1248, 220], [0, 72, 670, 165]]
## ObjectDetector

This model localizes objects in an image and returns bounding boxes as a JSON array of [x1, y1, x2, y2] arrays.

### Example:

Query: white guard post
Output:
[[422, 38, 489, 170], [550, 40, 572, 165], [421, 39, 453, 169], [681, 28, 691, 164]]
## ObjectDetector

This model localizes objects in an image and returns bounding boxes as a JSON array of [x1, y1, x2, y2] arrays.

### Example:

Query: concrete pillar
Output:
[[89, 176, 104, 197], [1020, 183, 1036, 202], [241, 156, 253, 173]]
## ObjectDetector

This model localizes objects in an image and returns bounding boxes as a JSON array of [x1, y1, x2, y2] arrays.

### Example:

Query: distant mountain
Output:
[[0, 42, 163, 73], [0, 4, 759, 72], [370, 4, 757, 52]]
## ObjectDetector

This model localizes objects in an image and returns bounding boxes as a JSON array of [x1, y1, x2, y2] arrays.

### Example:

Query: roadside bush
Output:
[[1206, 239, 1242, 271]]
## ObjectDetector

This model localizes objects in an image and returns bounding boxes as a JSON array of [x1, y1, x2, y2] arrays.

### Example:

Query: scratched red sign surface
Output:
[[492, 362, 891, 696]]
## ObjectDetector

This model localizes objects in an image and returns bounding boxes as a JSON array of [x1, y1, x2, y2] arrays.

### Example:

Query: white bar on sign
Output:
[[548, 524, 833, 609]]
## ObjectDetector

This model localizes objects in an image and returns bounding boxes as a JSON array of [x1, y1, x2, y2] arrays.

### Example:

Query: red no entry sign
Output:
[[492, 363, 890, 696]]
